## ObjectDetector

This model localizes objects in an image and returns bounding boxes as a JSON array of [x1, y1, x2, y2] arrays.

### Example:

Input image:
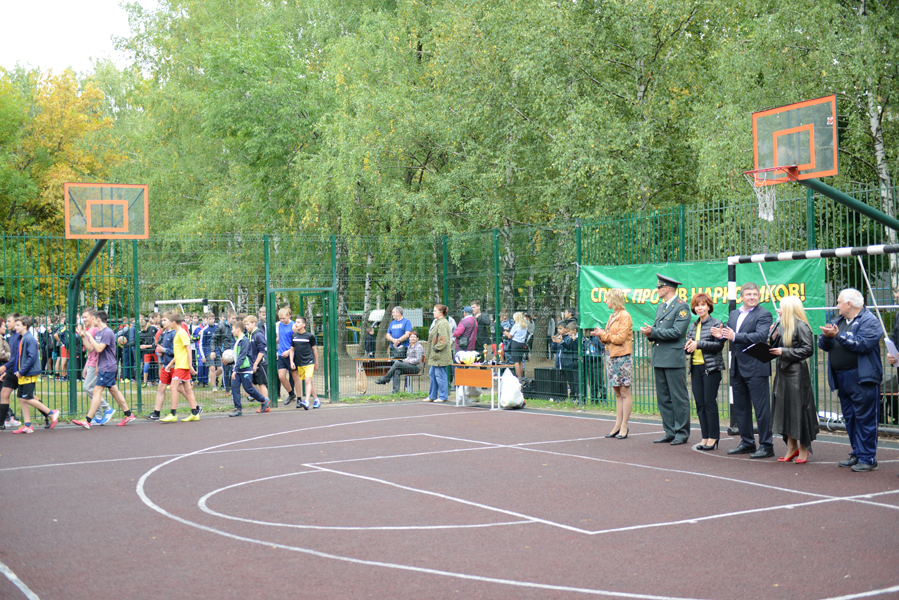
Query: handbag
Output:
[[458, 336, 469, 348], [389, 345, 407, 359]]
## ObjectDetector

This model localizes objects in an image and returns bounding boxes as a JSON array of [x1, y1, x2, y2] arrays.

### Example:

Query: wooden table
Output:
[[452, 363, 510, 410], [353, 358, 395, 379]]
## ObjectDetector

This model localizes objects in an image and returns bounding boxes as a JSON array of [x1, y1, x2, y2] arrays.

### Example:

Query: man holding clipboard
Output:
[[711, 282, 775, 459]]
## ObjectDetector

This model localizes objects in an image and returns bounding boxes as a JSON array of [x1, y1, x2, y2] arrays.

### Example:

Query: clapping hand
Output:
[[820, 324, 838, 338], [769, 347, 783, 357], [684, 340, 696, 353]]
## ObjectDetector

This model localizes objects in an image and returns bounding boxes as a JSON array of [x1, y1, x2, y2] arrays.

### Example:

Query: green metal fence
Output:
[[1, 180, 897, 430]]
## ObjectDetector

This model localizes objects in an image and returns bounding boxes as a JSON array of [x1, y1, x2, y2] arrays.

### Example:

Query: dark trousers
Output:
[[655, 367, 690, 440], [731, 370, 773, 450], [231, 372, 267, 411], [690, 365, 722, 441], [123, 349, 134, 380], [834, 369, 880, 464], [561, 368, 579, 401], [383, 361, 420, 392]]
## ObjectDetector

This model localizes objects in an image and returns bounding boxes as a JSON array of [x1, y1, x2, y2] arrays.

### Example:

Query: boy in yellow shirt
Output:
[[159, 312, 201, 422]]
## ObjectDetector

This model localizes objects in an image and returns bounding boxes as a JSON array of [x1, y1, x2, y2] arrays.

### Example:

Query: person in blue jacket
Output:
[[9, 316, 59, 433], [818, 288, 883, 472]]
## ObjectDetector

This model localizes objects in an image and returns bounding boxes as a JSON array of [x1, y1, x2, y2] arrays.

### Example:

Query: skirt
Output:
[[606, 353, 632, 387]]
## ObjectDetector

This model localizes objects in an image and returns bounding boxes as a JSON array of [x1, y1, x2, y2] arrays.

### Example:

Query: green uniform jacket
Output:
[[649, 298, 691, 368]]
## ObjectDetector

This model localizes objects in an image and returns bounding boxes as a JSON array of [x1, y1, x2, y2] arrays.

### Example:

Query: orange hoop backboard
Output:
[[64, 183, 149, 239], [751, 95, 838, 185]]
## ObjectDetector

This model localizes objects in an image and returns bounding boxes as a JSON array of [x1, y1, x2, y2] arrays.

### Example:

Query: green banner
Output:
[[579, 260, 826, 329]]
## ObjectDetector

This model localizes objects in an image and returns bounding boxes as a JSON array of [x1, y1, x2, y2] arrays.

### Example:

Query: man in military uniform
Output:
[[640, 274, 691, 445]]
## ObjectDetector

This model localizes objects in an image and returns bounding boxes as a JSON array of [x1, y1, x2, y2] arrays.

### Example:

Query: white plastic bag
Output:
[[499, 368, 525, 409]]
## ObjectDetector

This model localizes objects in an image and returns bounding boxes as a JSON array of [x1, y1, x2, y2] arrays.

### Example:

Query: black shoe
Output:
[[750, 447, 775, 459], [670, 438, 689, 446], [616, 429, 629, 440], [653, 436, 675, 444], [284, 395, 294, 406], [604, 430, 621, 438], [727, 444, 755, 455], [838, 455, 859, 468], [698, 440, 719, 451], [196, 405, 204, 415], [726, 426, 739, 436], [228, 410, 242, 417], [851, 460, 878, 472]]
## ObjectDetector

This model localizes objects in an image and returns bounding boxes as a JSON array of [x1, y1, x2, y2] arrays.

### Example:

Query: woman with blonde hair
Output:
[[596, 289, 633, 439], [502, 311, 528, 378], [769, 295, 817, 463]]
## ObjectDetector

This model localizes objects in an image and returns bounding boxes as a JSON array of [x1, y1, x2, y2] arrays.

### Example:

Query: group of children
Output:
[[0, 303, 323, 431]]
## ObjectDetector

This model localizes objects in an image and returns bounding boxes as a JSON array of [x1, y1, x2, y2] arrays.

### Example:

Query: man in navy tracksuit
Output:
[[819, 288, 883, 472]]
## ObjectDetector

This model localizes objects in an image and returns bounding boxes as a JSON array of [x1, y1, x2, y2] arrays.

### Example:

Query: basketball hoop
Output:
[[742, 166, 799, 222]]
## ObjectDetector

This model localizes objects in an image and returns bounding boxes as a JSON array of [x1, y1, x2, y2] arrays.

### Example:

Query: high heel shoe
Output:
[[604, 430, 620, 438], [795, 452, 810, 464], [777, 450, 800, 462], [699, 439, 719, 451], [616, 429, 628, 439]]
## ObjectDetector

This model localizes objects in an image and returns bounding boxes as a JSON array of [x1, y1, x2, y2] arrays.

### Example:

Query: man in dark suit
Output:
[[712, 282, 774, 459], [641, 274, 691, 445]]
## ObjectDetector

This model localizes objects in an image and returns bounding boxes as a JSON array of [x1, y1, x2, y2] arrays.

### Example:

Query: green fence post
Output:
[[576, 220, 585, 406], [329, 290, 339, 402], [133, 239, 142, 413], [442, 235, 449, 305], [676, 205, 685, 263], [493, 229, 501, 350], [806, 187, 819, 410], [264, 235, 278, 405]]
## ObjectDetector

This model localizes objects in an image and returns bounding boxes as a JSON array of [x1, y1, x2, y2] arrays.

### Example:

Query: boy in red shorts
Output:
[[146, 313, 177, 420], [159, 312, 201, 422]]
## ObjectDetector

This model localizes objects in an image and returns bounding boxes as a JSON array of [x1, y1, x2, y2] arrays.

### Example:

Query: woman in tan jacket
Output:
[[596, 289, 634, 439]]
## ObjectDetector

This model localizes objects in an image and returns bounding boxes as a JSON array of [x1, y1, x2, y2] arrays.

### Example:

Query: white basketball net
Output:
[[743, 171, 779, 222]]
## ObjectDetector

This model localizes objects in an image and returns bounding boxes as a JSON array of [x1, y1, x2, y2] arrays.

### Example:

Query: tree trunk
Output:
[[336, 237, 350, 358]]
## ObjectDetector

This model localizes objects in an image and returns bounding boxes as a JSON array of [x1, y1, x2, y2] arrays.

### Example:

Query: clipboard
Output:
[[886, 338, 899, 364], [742, 342, 776, 363]]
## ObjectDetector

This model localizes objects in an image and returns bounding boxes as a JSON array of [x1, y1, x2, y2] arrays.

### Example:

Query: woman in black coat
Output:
[[684, 293, 726, 451], [769, 295, 817, 463]]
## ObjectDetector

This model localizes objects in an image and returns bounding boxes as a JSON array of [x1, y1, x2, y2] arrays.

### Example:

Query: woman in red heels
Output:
[[769, 296, 817, 463]]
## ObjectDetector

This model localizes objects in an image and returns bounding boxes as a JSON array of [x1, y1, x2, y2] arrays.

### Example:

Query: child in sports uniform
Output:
[[71, 311, 135, 429], [199, 312, 218, 389], [228, 320, 270, 417], [146, 313, 177, 420], [158, 312, 201, 423], [244, 315, 269, 401], [0, 313, 21, 429], [76, 308, 116, 425], [289, 317, 319, 410], [275, 307, 296, 404], [9, 316, 60, 433]]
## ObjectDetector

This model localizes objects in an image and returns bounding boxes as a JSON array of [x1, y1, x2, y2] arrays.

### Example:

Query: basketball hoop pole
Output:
[[66, 238, 108, 413], [798, 177, 899, 232]]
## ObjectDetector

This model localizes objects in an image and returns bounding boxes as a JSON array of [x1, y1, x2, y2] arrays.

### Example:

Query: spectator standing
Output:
[[471, 301, 493, 359], [385, 306, 413, 359], [503, 311, 528, 378], [819, 288, 883, 472], [769, 295, 817, 463], [597, 289, 633, 439], [641, 274, 691, 445], [425, 304, 452, 403], [684, 293, 725, 451], [453, 306, 478, 353]]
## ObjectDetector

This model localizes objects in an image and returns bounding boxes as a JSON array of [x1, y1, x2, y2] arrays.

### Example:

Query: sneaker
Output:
[[182, 413, 199, 422], [284, 394, 294, 406], [228, 410, 242, 417], [256, 399, 271, 413], [4, 417, 21, 428], [146, 413, 161, 421], [211, 386, 218, 392], [48, 410, 60, 430], [12, 425, 34, 434], [91, 415, 102, 425], [851, 460, 879, 472], [122, 379, 131, 383], [117, 414, 137, 426], [158, 414, 178, 423], [99, 407, 115, 425], [196, 405, 204, 415], [312, 398, 321, 409], [434, 399, 447, 403], [72, 419, 91, 429], [299, 400, 309, 410]]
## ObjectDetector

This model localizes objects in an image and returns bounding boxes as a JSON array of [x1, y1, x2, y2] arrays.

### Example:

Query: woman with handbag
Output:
[[597, 289, 633, 439], [769, 295, 817, 463], [684, 293, 726, 451]]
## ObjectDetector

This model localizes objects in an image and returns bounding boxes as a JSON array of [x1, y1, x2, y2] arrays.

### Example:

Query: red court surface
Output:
[[2, 402, 898, 600]]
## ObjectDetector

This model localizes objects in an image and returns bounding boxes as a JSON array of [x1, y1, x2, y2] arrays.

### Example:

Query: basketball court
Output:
[[2, 403, 897, 600]]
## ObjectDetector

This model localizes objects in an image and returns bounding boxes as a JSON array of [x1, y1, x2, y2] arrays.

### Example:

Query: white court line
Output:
[[0, 560, 39, 600], [197, 470, 536, 531], [131, 409, 899, 600]]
